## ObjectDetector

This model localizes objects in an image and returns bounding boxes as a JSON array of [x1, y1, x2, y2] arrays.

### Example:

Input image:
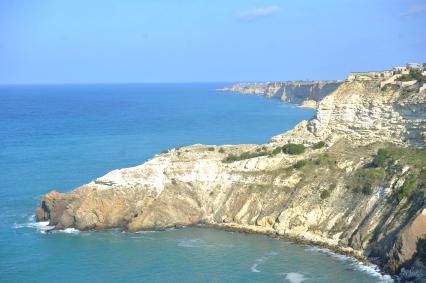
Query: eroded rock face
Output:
[[36, 74, 426, 278], [272, 80, 426, 147], [220, 81, 343, 107]]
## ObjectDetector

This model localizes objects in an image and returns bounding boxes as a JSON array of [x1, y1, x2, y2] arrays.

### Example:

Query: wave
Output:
[[135, 230, 159, 234], [250, 263, 261, 273], [250, 251, 278, 273], [12, 215, 54, 234], [12, 215, 83, 234], [52, 228, 80, 234], [282, 272, 306, 283], [304, 246, 393, 282]]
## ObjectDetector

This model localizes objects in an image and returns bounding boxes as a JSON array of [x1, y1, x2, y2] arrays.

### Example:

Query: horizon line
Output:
[[0, 78, 346, 87]]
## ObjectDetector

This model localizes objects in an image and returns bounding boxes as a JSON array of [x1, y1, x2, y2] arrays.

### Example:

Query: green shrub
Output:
[[293, 160, 307, 169], [397, 174, 417, 202], [161, 149, 169, 154], [320, 190, 330, 199], [282, 143, 305, 155], [372, 148, 390, 168], [362, 186, 373, 195], [256, 147, 267, 152], [222, 150, 269, 163], [223, 154, 238, 162], [208, 147, 215, 151], [397, 70, 426, 84], [219, 148, 225, 153], [313, 141, 326, 149], [271, 147, 282, 155]]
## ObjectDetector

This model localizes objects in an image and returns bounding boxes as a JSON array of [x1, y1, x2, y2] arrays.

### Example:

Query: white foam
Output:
[[304, 246, 393, 281], [135, 230, 158, 234], [12, 215, 54, 234], [250, 251, 278, 273], [283, 272, 306, 283], [54, 228, 80, 234], [13, 215, 84, 235], [251, 263, 261, 273]]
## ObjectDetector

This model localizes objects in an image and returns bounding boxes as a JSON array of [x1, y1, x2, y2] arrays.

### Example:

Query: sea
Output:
[[0, 83, 392, 282]]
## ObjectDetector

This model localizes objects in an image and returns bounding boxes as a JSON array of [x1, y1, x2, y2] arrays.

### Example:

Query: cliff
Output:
[[36, 68, 426, 280], [221, 80, 343, 108]]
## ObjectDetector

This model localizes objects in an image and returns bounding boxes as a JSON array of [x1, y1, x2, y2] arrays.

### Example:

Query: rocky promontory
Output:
[[36, 65, 426, 280], [220, 80, 343, 108]]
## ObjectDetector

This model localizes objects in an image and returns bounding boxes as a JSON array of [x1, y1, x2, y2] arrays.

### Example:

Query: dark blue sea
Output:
[[0, 83, 390, 282]]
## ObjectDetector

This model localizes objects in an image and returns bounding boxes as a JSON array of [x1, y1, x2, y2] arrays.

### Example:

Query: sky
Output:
[[1, 0, 425, 84]]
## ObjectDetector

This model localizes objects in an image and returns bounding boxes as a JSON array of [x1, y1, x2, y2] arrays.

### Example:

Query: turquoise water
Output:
[[0, 84, 388, 282]]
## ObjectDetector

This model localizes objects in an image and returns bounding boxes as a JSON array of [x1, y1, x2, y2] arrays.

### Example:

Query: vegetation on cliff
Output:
[[222, 143, 306, 163], [397, 70, 426, 84], [222, 149, 269, 163], [313, 141, 326, 149], [372, 148, 390, 167], [282, 143, 306, 154]]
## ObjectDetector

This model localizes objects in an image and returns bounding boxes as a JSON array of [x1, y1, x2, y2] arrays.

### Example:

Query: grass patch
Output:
[[313, 155, 336, 167], [222, 143, 307, 163], [372, 148, 390, 168], [351, 167, 386, 195], [397, 174, 418, 202]]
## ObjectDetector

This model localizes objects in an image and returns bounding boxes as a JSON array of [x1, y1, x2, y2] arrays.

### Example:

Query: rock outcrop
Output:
[[36, 67, 426, 280], [272, 79, 426, 148], [221, 80, 343, 107]]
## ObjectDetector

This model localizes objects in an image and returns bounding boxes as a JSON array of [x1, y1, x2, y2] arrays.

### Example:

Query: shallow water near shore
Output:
[[0, 83, 389, 282]]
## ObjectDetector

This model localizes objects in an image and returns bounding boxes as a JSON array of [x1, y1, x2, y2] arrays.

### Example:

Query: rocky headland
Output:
[[220, 80, 343, 108], [36, 65, 426, 281]]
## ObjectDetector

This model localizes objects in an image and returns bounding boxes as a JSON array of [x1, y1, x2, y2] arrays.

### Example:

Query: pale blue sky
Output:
[[1, 0, 425, 84]]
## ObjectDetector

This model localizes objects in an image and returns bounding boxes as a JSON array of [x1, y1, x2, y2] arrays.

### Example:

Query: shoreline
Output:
[[24, 214, 393, 281], [204, 224, 393, 281], [201, 223, 393, 280]]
